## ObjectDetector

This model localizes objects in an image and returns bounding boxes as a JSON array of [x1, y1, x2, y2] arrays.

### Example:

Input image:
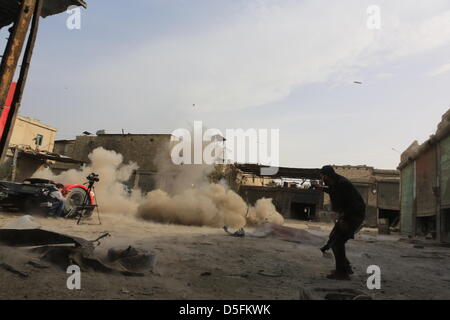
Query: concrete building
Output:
[[323, 166, 400, 227], [9, 115, 57, 152], [234, 164, 399, 227], [234, 164, 323, 221], [53, 139, 76, 157], [398, 108, 450, 243], [0, 115, 81, 182], [56, 134, 173, 192]]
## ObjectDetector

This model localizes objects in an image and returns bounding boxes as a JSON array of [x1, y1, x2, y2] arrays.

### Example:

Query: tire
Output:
[[64, 187, 93, 218]]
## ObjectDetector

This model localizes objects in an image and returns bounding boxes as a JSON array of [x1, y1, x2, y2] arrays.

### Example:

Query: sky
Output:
[[1, 0, 450, 169]]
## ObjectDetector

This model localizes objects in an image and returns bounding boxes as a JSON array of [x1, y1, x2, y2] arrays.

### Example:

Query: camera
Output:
[[87, 173, 100, 183]]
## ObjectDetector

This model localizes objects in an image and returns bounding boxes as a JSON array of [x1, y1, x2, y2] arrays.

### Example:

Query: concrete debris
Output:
[[32, 244, 155, 277], [0, 217, 154, 277], [107, 246, 156, 274]]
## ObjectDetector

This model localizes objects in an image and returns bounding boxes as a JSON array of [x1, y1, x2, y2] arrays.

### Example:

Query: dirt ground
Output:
[[1, 211, 450, 300]]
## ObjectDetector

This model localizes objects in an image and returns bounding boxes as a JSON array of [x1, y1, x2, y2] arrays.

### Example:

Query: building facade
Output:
[[0, 115, 82, 182], [9, 115, 57, 152], [234, 164, 399, 227], [56, 134, 173, 192], [398, 109, 450, 242], [323, 166, 400, 227]]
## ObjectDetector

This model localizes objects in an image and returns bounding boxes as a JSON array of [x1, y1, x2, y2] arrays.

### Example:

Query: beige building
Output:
[[9, 115, 57, 152], [0, 115, 82, 182]]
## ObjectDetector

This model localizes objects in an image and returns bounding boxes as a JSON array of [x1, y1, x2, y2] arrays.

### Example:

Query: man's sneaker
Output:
[[326, 271, 351, 281]]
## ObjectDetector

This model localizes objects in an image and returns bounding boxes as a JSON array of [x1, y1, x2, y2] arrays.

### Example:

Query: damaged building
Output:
[[398, 108, 450, 243], [54, 133, 174, 192], [234, 164, 400, 228]]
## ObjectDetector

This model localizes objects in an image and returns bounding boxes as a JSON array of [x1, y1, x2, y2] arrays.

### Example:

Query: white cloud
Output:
[[429, 62, 450, 76], [83, 0, 450, 112]]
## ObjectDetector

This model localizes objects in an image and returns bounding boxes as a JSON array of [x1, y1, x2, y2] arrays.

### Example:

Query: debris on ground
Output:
[[107, 246, 156, 274], [400, 255, 444, 260], [299, 287, 372, 300], [224, 223, 325, 246], [0, 263, 29, 278], [27, 259, 50, 269], [223, 226, 245, 237], [257, 270, 283, 278], [0, 217, 154, 277]]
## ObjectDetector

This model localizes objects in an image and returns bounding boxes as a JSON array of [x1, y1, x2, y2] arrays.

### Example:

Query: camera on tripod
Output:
[[87, 173, 100, 184]]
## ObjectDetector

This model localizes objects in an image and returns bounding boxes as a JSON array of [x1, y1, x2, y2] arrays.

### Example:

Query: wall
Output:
[[323, 166, 374, 208], [69, 134, 173, 192], [400, 163, 415, 237], [415, 146, 438, 217], [9, 116, 57, 152], [322, 166, 399, 227], [440, 134, 450, 209], [239, 185, 323, 220], [53, 140, 75, 156]]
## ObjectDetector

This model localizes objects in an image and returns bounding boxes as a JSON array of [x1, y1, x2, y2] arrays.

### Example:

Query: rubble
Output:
[[0, 217, 155, 277], [224, 222, 325, 246]]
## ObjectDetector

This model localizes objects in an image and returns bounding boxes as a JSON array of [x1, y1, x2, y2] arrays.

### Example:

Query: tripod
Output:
[[75, 175, 101, 225]]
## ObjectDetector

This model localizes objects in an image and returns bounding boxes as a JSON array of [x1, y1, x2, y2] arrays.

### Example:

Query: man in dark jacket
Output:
[[314, 166, 366, 280]]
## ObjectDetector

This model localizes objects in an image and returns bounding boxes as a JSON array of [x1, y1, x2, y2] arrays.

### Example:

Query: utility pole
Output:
[[0, 0, 43, 163], [0, 0, 36, 116]]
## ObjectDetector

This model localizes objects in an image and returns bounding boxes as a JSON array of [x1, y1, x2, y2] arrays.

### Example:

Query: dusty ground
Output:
[[1, 211, 450, 300]]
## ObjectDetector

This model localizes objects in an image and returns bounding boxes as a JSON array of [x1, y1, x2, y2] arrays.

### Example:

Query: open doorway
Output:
[[378, 209, 400, 227], [291, 202, 316, 221]]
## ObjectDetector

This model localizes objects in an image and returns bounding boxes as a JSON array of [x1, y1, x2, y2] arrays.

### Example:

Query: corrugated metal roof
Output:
[[0, 0, 87, 29]]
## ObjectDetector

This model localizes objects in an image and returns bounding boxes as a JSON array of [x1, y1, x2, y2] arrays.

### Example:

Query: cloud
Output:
[[81, 0, 450, 113], [429, 62, 450, 76]]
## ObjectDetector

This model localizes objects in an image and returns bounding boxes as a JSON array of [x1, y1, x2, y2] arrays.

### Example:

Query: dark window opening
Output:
[[291, 202, 316, 221], [35, 134, 43, 146], [378, 209, 400, 227]]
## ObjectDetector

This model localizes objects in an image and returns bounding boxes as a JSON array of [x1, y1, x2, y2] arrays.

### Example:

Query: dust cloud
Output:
[[32, 147, 284, 228], [137, 145, 284, 228], [32, 147, 142, 215]]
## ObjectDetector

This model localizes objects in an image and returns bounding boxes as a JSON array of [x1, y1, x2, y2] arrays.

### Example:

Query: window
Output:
[[35, 134, 43, 146]]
